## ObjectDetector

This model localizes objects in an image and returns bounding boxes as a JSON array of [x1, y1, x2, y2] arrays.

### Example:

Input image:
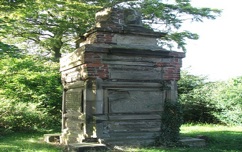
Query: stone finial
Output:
[[94, 7, 151, 32], [124, 9, 142, 26]]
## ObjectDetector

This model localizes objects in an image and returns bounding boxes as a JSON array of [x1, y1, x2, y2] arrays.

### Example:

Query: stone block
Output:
[[43, 134, 61, 143], [180, 137, 206, 147]]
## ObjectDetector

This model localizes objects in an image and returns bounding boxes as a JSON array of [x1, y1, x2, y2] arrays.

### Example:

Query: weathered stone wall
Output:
[[60, 8, 185, 146], [61, 44, 183, 81]]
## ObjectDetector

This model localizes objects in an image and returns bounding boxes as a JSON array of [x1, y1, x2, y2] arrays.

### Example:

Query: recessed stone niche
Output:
[[60, 7, 185, 146]]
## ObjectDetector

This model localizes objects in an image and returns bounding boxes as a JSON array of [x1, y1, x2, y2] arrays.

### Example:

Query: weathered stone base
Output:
[[180, 137, 206, 147], [65, 143, 109, 152]]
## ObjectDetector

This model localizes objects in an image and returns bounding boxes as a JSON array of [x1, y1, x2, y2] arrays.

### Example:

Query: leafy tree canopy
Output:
[[0, 0, 221, 59]]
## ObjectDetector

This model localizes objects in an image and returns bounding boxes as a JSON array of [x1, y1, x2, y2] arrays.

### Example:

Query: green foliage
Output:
[[163, 31, 199, 52], [0, 41, 20, 57], [0, 46, 62, 132], [178, 71, 218, 123], [210, 78, 242, 125], [0, 99, 49, 132], [178, 70, 242, 125], [156, 101, 183, 146]]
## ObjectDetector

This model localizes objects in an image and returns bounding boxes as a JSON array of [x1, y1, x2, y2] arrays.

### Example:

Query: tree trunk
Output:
[[53, 46, 62, 61], [52, 35, 63, 61]]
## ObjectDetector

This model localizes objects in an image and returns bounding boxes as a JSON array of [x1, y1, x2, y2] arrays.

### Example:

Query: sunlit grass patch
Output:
[[0, 132, 63, 152], [132, 124, 242, 152]]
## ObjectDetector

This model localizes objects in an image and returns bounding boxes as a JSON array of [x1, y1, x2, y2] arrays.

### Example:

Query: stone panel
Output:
[[66, 88, 83, 112], [108, 90, 163, 113], [113, 34, 159, 46], [109, 65, 162, 81], [106, 120, 161, 132]]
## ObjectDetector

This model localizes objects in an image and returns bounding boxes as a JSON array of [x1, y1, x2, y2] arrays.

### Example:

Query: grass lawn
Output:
[[136, 124, 242, 152], [0, 131, 63, 152], [0, 124, 241, 152]]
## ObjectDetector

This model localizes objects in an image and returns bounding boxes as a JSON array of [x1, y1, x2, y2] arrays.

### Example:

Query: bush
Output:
[[210, 78, 242, 125], [178, 71, 218, 123], [178, 70, 242, 125], [0, 99, 50, 132], [0, 48, 62, 132]]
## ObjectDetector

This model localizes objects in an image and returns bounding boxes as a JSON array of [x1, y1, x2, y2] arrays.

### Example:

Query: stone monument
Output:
[[60, 7, 185, 146]]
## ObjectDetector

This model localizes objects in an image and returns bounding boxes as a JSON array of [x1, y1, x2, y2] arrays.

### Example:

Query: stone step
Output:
[[66, 143, 109, 152], [179, 137, 206, 147], [43, 133, 61, 143]]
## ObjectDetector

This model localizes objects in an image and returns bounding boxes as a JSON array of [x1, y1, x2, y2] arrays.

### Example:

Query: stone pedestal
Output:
[[60, 8, 185, 146]]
